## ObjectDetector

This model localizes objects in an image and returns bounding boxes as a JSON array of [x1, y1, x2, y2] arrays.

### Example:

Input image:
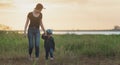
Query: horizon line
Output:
[[0, 29, 120, 32]]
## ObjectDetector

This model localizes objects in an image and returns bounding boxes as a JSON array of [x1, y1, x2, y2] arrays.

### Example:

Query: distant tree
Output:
[[114, 25, 120, 30], [0, 24, 11, 30]]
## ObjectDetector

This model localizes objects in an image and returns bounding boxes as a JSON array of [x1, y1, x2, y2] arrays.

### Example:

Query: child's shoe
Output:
[[50, 57, 54, 61]]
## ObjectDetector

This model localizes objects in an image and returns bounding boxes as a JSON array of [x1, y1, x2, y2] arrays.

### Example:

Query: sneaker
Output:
[[28, 56, 33, 61], [35, 57, 39, 61], [50, 58, 54, 61]]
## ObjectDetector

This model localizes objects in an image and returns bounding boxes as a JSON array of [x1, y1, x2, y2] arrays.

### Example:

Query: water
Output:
[[3, 30, 120, 35], [53, 31, 120, 35]]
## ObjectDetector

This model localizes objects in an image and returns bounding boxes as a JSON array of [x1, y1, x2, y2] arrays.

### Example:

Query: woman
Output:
[[24, 3, 46, 60]]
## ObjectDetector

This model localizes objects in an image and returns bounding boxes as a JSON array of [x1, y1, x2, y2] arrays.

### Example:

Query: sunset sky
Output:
[[0, 0, 120, 30]]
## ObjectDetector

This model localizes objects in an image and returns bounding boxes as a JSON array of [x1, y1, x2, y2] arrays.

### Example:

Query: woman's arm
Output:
[[40, 19, 46, 34], [24, 17, 29, 36]]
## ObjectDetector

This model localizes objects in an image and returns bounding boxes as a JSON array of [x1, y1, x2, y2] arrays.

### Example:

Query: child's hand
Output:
[[44, 32, 47, 36]]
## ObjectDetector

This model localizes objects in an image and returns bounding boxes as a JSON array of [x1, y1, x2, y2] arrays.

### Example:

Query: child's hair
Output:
[[46, 29, 53, 35]]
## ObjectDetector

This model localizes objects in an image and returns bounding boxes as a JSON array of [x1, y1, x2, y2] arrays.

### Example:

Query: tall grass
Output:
[[0, 31, 120, 65], [63, 35, 120, 57]]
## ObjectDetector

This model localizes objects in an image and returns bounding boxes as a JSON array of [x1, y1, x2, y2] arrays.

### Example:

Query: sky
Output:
[[0, 0, 120, 30]]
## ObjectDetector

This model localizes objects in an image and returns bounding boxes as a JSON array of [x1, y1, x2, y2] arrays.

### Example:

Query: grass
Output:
[[0, 31, 120, 65]]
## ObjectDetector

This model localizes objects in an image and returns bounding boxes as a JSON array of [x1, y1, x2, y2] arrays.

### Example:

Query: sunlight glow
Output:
[[0, 0, 120, 30]]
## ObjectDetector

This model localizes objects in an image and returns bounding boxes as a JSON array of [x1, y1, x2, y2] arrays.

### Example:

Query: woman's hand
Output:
[[24, 30, 27, 37]]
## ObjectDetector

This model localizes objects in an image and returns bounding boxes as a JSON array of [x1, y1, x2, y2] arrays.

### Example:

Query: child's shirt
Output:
[[42, 34, 55, 50]]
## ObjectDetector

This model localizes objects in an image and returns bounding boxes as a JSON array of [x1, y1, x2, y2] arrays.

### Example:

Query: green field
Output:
[[0, 31, 120, 65]]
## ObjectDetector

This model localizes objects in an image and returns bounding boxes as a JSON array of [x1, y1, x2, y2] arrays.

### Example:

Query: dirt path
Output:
[[1, 57, 120, 65], [0, 57, 57, 65]]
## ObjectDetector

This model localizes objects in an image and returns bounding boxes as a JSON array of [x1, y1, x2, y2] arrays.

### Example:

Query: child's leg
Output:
[[45, 48, 49, 60], [50, 48, 54, 58]]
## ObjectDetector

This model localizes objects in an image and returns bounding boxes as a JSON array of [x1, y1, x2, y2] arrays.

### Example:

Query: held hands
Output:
[[44, 31, 47, 36]]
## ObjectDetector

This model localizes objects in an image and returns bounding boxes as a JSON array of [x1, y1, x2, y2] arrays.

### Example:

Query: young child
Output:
[[42, 29, 55, 60]]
